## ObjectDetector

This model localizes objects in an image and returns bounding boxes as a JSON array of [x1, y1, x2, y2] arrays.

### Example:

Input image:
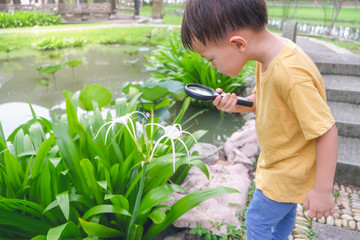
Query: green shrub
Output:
[[145, 32, 255, 106], [0, 11, 63, 28], [34, 36, 87, 50], [0, 85, 238, 239]]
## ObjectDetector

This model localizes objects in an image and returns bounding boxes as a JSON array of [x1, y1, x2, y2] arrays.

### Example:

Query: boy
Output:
[[181, 0, 338, 239]]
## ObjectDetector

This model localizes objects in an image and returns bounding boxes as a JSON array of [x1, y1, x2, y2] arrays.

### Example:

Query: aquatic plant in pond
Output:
[[64, 60, 83, 80], [0, 85, 238, 239], [0, 46, 16, 61], [40, 64, 62, 90]]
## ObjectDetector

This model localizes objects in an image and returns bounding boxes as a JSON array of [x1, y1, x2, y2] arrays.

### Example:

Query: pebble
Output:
[[342, 219, 348, 228], [335, 219, 343, 227], [349, 220, 356, 230], [341, 214, 354, 221], [326, 216, 335, 225], [290, 183, 360, 239]]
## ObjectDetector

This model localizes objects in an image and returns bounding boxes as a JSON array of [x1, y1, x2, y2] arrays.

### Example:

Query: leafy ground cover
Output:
[[0, 85, 238, 239]]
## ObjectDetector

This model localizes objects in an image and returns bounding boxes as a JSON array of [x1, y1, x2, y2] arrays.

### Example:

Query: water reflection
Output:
[[0, 45, 244, 145], [0, 102, 50, 138], [268, 19, 360, 41]]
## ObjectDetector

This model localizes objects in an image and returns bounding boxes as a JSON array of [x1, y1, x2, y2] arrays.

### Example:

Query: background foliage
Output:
[[0, 11, 63, 28]]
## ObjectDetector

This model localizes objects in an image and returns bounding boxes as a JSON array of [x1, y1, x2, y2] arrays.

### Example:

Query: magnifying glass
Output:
[[184, 83, 253, 107]]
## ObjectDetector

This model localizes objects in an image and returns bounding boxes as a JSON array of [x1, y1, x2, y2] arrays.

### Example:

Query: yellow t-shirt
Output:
[[253, 40, 335, 203]]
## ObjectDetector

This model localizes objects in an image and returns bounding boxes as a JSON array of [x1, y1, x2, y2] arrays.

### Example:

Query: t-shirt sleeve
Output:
[[287, 81, 335, 140]]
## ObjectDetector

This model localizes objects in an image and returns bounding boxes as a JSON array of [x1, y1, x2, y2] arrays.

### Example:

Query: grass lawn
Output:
[[267, 5, 360, 24], [0, 3, 358, 54], [0, 26, 176, 50]]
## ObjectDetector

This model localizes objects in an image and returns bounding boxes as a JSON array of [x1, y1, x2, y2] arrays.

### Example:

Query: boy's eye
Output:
[[209, 59, 214, 62]]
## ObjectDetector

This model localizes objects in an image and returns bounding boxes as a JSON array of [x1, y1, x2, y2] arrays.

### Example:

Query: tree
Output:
[[152, 0, 164, 19], [328, 0, 345, 35]]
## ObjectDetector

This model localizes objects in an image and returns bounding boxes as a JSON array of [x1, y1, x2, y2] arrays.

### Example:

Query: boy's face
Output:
[[192, 38, 249, 77]]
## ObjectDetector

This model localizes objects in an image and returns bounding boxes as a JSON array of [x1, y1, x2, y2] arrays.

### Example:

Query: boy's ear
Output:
[[228, 36, 247, 52]]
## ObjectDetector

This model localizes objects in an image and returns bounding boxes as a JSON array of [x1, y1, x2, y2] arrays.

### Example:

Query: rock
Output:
[[164, 231, 186, 240], [335, 219, 343, 227], [341, 214, 353, 221], [295, 216, 308, 223], [357, 222, 360, 231], [333, 213, 341, 219], [318, 216, 325, 223], [342, 219, 348, 228], [223, 119, 258, 165], [169, 158, 252, 235], [166, 120, 257, 236], [294, 224, 309, 232], [349, 220, 356, 230], [354, 215, 360, 222], [191, 142, 219, 165], [326, 215, 335, 226]]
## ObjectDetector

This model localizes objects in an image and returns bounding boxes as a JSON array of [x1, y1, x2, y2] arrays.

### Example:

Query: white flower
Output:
[[94, 111, 147, 143], [147, 123, 197, 172]]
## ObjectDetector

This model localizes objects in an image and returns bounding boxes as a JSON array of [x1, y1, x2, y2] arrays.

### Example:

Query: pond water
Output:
[[0, 45, 244, 146], [268, 19, 360, 41]]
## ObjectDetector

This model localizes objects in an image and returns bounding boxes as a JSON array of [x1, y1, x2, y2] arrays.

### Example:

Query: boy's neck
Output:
[[249, 29, 288, 72]]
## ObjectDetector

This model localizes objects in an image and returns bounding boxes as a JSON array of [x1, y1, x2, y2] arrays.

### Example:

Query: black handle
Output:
[[237, 96, 253, 107]]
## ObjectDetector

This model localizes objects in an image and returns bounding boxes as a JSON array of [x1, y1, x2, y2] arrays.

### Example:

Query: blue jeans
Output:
[[246, 189, 297, 240]]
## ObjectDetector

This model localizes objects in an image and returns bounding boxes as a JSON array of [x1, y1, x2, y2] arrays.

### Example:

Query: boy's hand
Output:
[[304, 188, 335, 219], [212, 88, 238, 113]]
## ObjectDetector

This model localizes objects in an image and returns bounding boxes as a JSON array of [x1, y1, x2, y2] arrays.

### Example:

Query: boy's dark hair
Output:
[[181, 0, 268, 51]]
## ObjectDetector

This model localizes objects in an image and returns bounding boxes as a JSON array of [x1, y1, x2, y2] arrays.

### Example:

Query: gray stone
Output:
[[223, 119, 258, 165], [313, 222, 360, 240], [191, 142, 219, 165], [281, 20, 297, 43]]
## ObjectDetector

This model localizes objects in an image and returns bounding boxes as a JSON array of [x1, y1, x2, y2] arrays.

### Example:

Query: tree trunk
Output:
[[134, 0, 139, 16], [328, 0, 344, 35], [152, 0, 164, 19]]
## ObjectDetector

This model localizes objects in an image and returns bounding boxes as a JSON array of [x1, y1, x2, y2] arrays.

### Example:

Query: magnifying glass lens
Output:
[[188, 86, 214, 96]]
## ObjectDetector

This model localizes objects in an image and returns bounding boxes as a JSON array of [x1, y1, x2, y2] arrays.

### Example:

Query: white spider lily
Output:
[[147, 123, 197, 172], [94, 111, 147, 143]]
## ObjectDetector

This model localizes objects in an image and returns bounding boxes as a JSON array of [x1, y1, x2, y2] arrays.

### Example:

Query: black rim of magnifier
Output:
[[184, 83, 217, 101]]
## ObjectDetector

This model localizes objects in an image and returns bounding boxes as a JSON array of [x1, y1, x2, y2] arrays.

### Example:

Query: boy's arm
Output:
[[304, 124, 338, 219], [213, 89, 256, 113]]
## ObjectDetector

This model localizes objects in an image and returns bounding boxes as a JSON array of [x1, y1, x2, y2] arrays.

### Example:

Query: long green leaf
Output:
[[56, 191, 70, 221], [143, 186, 239, 240], [53, 120, 90, 196], [80, 158, 103, 205], [128, 224, 143, 240], [82, 204, 131, 220], [47, 221, 81, 240], [31, 136, 54, 180], [0, 207, 53, 236], [79, 218, 123, 238]]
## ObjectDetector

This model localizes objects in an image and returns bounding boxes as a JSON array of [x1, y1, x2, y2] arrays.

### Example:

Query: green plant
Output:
[[64, 60, 83, 80], [0, 45, 16, 61], [34, 37, 87, 50], [145, 32, 255, 107], [189, 221, 245, 240], [0, 85, 238, 239], [122, 80, 185, 120], [39, 63, 62, 90], [0, 11, 63, 29]]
